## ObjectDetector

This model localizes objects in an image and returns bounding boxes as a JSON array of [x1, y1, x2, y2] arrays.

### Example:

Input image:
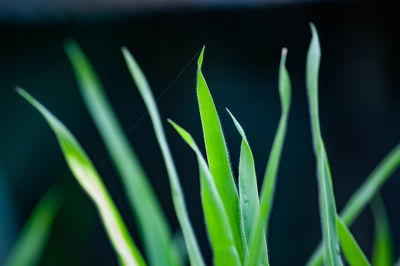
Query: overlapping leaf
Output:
[[226, 109, 267, 263], [169, 120, 241, 266], [122, 48, 205, 266], [196, 47, 244, 260], [64, 41, 180, 266]]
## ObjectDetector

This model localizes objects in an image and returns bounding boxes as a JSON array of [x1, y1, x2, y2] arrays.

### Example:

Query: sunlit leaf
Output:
[[226, 109, 267, 263], [336, 216, 370, 266], [196, 47, 244, 260], [17, 88, 145, 266], [169, 120, 241, 266]]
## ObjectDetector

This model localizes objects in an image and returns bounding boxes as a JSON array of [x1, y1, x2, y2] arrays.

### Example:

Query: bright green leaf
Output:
[[168, 120, 241, 266], [122, 47, 205, 266], [245, 48, 291, 266], [5, 186, 63, 266], [226, 109, 268, 262], [371, 195, 393, 266], [17, 88, 145, 266], [196, 47, 244, 260], [307, 144, 400, 266], [306, 23, 343, 266], [336, 216, 370, 266], [64, 41, 180, 266]]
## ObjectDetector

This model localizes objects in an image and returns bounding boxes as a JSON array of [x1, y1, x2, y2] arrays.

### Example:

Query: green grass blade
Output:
[[64, 41, 180, 266], [196, 47, 244, 260], [336, 217, 370, 266], [306, 23, 343, 266], [122, 48, 205, 266], [371, 194, 393, 266], [168, 120, 241, 266], [307, 144, 400, 266], [17, 88, 145, 266], [5, 186, 63, 266], [225, 109, 259, 243], [245, 48, 291, 266], [226, 109, 268, 261]]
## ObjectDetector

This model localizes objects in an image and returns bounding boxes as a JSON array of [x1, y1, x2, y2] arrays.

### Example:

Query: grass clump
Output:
[[5, 24, 400, 266]]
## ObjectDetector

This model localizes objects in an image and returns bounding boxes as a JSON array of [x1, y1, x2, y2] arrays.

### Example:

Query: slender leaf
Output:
[[307, 144, 400, 266], [169, 120, 241, 266], [226, 109, 268, 262], [336, 216, 370, 266], [5, 186, 62, 266], [306, 23, 343, 266], [196, 47, 244, 260], [245, 48, 291, 266], [64, 41, 180, 266], [122, 48, 205, 266], [371, 195, 393, 266], [17, 88, 145, 266]]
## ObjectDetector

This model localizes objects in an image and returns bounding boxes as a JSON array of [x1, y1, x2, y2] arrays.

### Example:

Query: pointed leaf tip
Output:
[[198, 46, 205, 67]]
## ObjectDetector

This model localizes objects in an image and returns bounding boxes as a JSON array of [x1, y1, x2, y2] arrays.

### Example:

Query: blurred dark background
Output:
[[1, 0, 399, 265]]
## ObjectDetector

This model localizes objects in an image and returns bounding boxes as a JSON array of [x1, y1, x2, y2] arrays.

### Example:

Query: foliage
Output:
[[6, 24, 400, 266]]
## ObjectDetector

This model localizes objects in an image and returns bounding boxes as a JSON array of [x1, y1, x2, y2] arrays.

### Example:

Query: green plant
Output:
[[8, 24, 400, 265]]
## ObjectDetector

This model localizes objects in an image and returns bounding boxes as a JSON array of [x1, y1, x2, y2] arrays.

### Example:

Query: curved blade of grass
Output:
[[307, 144, 400, 266], [17, 88, 145, 266], [245, 48, 291, 266], [122, 48, 205, 266], [336, 217, 370, 266], [64, 41, 180, 266], [4, 186, 63, 266], [196, 47, 244, 260], [371, 194, 393, 266], [168, 120, 241, 266], [306, 23, 343, 266]]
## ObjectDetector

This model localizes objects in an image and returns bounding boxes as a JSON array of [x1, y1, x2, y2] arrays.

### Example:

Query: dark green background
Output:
[[1, 1, 399, 265]]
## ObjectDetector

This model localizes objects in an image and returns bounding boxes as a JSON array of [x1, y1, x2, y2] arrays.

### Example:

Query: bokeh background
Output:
[[1, 0, 399, 265]]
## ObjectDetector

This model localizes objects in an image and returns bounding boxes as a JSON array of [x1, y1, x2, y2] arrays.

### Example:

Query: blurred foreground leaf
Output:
[[17, 88, 145, 266], [5, 186, 62, 266], [65, 41, 180, 266], [371, 195, 393, 266]]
